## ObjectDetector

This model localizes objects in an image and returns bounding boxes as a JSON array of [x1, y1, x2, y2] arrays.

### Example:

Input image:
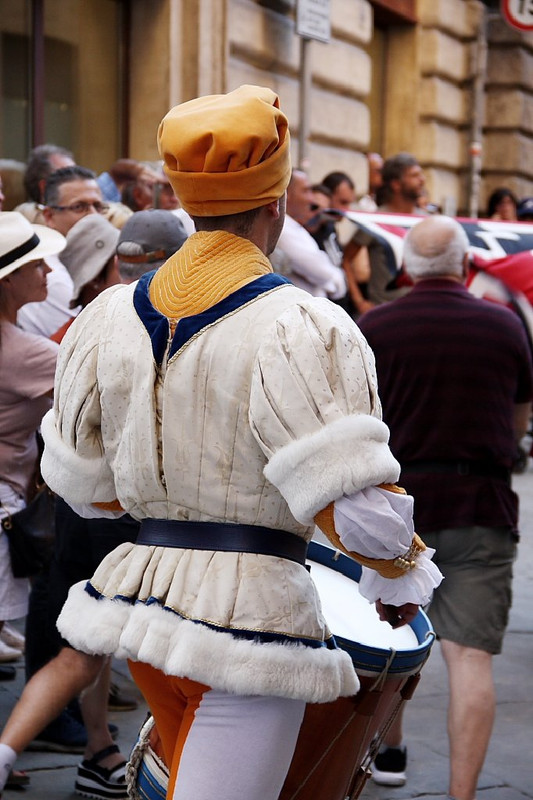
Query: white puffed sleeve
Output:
[[249, 299, 400, 524], [335, 488, 443, 605], [40, 287, 123, 505]]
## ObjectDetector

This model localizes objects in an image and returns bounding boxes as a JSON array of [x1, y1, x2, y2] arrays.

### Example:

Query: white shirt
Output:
[[274, 215, 347, 299]]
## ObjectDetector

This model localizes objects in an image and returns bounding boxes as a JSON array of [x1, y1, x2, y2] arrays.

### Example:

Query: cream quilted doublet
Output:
[[46, 275, 397, 702]]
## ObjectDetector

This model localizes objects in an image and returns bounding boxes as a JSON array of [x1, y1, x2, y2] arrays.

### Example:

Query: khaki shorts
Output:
[[422, 526, 516, 655]]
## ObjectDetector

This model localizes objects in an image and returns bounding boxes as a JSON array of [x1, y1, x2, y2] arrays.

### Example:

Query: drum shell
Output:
[[278, 671, 418, 800], [278, 542, 434, 800]]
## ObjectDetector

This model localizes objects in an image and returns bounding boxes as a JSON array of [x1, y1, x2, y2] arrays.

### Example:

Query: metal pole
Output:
[[299, 36, 312, 170], [31, 0, 45, 147], [468, 5, 488, 219]]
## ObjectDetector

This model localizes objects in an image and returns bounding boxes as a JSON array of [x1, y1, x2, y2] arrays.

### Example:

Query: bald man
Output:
[[359, 215, 533, 800]]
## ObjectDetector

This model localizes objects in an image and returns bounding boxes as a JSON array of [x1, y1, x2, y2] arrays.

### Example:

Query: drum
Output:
[[278, 540, 435, 800], [126, 541, 434, 800], [126, 716, 168, 800]]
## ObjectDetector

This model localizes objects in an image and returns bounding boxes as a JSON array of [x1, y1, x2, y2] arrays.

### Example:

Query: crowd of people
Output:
[[0, 85, 531, 800], [0, 150, 189, 799]]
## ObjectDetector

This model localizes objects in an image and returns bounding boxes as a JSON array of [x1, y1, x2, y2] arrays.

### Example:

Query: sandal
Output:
[[75, 744, 128, 799], [5, 769, 30, 788]]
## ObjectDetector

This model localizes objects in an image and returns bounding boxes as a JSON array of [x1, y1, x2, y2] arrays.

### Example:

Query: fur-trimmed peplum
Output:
[[57, 580, 359, 703], [264, 415, 400, 525]]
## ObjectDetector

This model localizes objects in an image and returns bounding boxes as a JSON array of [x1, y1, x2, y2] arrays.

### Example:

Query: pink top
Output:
[[0, 323, 58, 500]]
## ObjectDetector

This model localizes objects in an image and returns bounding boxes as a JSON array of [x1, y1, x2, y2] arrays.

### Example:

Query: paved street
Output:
[[1, 469, 532, 799]]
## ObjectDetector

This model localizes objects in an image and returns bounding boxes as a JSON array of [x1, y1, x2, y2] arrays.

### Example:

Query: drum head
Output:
[[308, 540, 434, 675]]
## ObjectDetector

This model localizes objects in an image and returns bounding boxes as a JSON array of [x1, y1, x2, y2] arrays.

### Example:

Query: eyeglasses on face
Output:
[[48, 201, 110, 214]]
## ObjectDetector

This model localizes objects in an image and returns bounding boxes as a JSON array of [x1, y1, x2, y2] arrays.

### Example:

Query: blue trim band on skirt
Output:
[[83, 581, 336, 651]]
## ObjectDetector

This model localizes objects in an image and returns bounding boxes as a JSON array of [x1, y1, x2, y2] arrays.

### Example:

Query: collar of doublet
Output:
[[150, 230, 273, 316], [133, 267, 290, 365]]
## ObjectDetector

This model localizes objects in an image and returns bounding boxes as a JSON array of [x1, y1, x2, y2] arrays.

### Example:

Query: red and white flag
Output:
[[340, 210, 533, 343]]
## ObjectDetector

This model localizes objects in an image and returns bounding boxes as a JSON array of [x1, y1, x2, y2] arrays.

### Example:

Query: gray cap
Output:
[[61, 214, 119, 302], [117, 209, 188, 265]]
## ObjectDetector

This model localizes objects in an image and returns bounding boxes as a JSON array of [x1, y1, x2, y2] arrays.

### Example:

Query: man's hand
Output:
[[376, 600, 419, 629]]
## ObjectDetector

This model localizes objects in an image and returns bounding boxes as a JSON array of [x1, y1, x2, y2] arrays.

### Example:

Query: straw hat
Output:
[[0, 211, 65, 280]]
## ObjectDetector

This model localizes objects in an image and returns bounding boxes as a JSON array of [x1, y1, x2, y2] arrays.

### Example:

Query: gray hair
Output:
[[403, 216, 469, 280]]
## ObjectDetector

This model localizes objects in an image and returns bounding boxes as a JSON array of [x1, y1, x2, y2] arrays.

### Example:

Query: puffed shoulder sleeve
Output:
[[40, 288, 122, 505], [249, 299, 400, 524]]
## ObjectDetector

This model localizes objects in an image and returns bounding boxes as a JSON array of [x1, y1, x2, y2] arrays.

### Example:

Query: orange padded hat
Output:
[[157, 84, 291, 217]]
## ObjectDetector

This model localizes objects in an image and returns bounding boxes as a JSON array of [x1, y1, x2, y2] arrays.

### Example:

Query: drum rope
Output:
[[368, 648, 396, 693], [357, 641, 436, 797]]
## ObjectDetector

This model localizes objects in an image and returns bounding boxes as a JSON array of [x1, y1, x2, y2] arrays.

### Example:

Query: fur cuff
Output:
[[40, 410, 117, 504], [264, 414, 400, 525]]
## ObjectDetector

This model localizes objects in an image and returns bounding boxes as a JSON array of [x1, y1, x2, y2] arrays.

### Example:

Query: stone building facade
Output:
[[1, 0, 532, 216], [152, 0, 533, 216]]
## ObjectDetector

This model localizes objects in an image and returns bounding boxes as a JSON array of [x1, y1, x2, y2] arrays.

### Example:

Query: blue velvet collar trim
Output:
[[133, 271, 290, 365]]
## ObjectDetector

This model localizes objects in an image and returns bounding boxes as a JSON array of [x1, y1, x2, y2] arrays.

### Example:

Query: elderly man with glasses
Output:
[[43, 166, 109, 235], [17, 166, 108, 337]]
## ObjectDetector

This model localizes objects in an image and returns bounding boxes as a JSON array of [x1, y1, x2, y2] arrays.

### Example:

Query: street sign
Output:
[[296, 0, 331, 43], [501, 0, 533, 31]]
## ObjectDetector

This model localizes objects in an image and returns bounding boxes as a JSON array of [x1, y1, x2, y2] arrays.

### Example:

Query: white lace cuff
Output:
[[334, 486, 443, 605]]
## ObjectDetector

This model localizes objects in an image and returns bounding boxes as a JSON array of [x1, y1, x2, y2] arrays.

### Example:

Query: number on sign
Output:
[[502, 0, 533, 30]]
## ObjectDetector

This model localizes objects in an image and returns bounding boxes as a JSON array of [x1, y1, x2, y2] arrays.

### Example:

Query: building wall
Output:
[[102, 0, 533, 212], [225, 0, 373, 191], [2, 0, 532, 212], [483, 14, 533, 210], [411, 0, 482, 215]]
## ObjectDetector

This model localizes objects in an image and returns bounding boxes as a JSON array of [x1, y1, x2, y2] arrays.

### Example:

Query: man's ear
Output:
[[42, 206, 54, 226], [265, 198, 281, 220], [390, 178, 400, 196], [38, 177, 47, 203]]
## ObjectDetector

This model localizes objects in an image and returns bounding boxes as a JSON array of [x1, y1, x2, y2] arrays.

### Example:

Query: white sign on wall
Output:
[[296, 0, 331, 43], [501, 0, 533, 31]]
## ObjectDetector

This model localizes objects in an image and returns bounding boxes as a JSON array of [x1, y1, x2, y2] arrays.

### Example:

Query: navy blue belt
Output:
[[136, 519, 308, 565]]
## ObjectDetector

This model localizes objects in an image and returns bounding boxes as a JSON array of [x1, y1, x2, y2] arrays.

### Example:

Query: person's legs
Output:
[[173, 690, 305, 800], [380, 711, 403, 747], [441, 640, 495, 800], [129, 660, 305, 800], [0, 486, 30, 670], [74, 658, 128, 799], [371, 707, 408, 786], [375, 525, 514, 791], [79, 659, 124, 769], [0, 647, 103, 755]]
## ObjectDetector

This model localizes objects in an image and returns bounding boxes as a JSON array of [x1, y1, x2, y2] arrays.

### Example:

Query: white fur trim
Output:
[[40, 409, 117, 503], [264, 415, 400, 525], [57, 582, 359, 703]]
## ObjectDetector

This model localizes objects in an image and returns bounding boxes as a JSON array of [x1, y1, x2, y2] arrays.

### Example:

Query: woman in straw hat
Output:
[[0, 211, 65, 790]]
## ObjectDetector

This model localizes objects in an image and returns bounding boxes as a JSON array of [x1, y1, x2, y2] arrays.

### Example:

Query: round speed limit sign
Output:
[[502, 0, 533, 30]]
